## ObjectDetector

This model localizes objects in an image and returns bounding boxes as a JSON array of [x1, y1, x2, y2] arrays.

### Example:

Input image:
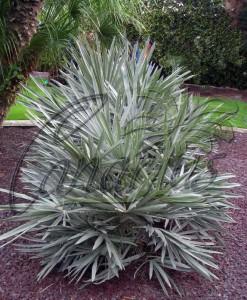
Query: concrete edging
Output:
[[2, 120, 35, 127], [221, 126, 247, 134], [2, 120, 247, 134]]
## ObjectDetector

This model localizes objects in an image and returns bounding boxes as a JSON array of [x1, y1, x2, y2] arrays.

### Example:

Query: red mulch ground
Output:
[[0, 127, 247, 300]]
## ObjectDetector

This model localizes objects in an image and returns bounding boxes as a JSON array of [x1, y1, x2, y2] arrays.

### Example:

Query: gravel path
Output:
[[0, 127, 246, 300]]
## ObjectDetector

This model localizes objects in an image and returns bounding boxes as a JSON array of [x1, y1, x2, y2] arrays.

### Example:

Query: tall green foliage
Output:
[[0, 39, 237, 295], [24, 0, 144, 70], [143, 0, 247, 89], [0, 0, 144, 121], [0, 0, 17, 86]]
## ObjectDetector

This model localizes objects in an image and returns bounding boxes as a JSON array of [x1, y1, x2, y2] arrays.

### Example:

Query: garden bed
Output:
[[185, 84, 247, 102], [0, 127, 247, 300]]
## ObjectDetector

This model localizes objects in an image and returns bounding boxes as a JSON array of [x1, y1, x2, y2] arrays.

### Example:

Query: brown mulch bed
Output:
[[0, 127, 247, 300], [185, 84, 247, 102]]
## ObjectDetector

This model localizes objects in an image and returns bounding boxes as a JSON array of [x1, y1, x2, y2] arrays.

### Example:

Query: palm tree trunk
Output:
[[225, 0, 245, 26], [0, 0, 44, 124]]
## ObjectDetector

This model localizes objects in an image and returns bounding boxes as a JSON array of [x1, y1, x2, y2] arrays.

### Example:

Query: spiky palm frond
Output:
[[84, 0, 144, 29], [24, 0, 144, 70], [23, 0, 82, 71], [0, 39, 237, 296], [69, 0, 144, 47]]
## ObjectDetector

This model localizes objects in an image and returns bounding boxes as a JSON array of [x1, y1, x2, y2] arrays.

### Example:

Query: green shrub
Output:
[[0, 40, 237, 295], [238, 4, 247, 32], [143, 0, 247, 89]]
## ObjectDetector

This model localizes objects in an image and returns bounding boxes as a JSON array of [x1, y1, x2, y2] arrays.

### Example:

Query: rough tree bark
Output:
[[225, 0, 246, 26], [0, 0, 44, 124]]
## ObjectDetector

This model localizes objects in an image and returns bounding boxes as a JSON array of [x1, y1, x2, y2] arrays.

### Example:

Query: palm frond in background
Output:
[[26, 0, 82, 71], [28, 0, 144, 70], [0, 0, 144, 122]]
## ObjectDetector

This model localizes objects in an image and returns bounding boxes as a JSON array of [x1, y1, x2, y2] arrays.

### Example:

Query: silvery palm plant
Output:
[[0, 39, 237, 295]]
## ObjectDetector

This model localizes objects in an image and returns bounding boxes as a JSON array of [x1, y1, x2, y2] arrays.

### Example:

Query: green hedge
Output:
[[141, 0, 247, 89]]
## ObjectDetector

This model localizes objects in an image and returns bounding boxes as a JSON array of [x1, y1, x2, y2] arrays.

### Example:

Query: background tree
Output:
[[0, 0, 44, 123], [225, 0, 246, 25], [0, 0, 143, 124]]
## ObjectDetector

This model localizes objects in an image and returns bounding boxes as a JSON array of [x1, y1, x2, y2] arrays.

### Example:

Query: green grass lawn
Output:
[[194, 97, 247, 129], [7, 82, 247, 129], [6, 78, 47, 121]]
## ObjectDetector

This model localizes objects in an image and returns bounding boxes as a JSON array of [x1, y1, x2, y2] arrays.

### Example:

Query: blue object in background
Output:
[[136, 47, 141, 62]]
